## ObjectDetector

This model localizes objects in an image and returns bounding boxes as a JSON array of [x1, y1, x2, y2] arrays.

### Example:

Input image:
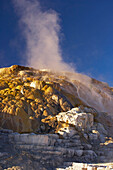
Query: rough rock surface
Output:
[[56, 107, 94, 131], [0, 65, 113, 134], [0, 65, 113, 169], [0, 128, 113, 169]]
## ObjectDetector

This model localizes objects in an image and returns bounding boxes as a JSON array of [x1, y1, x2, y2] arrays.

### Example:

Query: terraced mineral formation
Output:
[[0, 65, 113, 169]]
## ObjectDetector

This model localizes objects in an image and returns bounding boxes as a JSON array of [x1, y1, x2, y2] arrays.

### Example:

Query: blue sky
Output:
[[0, 0, 113, 86]]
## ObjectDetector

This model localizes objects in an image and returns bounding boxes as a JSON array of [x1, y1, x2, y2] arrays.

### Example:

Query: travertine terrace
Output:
[[0, 65, 113, 169]]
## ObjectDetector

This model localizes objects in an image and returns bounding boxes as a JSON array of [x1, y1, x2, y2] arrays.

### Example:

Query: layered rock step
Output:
[[0, 129, 113, 170], [8, 132, 97, 165]]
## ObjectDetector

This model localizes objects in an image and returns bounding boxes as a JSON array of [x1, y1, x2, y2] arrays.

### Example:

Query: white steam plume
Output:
[[13, 0, 75, 72]]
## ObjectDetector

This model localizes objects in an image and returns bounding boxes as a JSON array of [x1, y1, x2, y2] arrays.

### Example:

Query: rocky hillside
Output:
[[0, 65, 113, 134], [0, 65, 113, 169]]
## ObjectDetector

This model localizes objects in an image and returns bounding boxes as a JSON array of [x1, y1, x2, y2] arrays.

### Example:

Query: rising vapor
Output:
[[12, 0, 75, 72]]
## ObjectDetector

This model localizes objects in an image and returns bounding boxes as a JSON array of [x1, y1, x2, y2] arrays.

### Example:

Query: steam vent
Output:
[[0, 65, 113, 169]]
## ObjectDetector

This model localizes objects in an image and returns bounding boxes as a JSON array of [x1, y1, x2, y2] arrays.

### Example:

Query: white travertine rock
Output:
[[57, 163, 112, 170], [87, 166, 97, 170], [63, 163, 88, 170], [97, 168, 106, 170], [56, 108, 94, 131], [30, 81, 37, 88]]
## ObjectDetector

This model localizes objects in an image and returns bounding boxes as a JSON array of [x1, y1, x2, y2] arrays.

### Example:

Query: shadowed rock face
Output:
[[0, 65, 113, 135]]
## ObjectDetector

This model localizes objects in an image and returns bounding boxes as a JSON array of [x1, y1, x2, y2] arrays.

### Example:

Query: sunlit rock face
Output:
[[0, 65, 113, 135]]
